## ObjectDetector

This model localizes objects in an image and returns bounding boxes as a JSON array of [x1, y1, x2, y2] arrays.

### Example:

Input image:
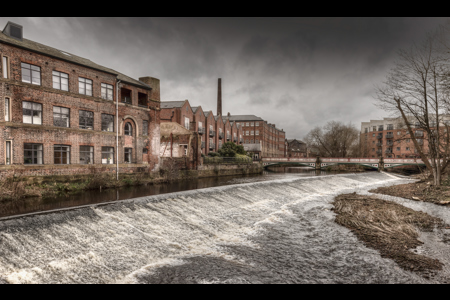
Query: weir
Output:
[[0, 172, 442, 284]]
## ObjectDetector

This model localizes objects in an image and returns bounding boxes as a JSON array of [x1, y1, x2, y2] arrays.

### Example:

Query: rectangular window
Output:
[[251, 131, 254, 135], [102, 147, 114, 164], [143, 120, 149, 136], [124, 148, 132, 163], [101, 83, 113, 100], [246, 131, 249, 135], [256, 130, 259, 135], [2, 56, 9, 79], [256, 122, 259, 126], [5, 97, 10, 122], [24, 143, 43, 164], [209, 124, 213, 131], [79, 146, 93, 164], [22, 101, 42, 125], [101, 114, 114, 132], [5, 141, 11, 165], [79, 110, 94, 130], [184, 117, 190, 129], [138, 92, 147, 107], [79, 77, 93, 96], [53, 106, 70, 127], [373, 126, 376, 131], [406, 147, 410, 151], [54, 145, 70, 164], [246, 122, 249, 126], [21, 62, 41, 85], [52, 71, 69, 91], [198, 121, 202, 130], [397, 147, 401, 151]]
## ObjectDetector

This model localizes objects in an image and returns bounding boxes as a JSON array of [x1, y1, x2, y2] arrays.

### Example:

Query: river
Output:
[[1, 168, 450, 284]]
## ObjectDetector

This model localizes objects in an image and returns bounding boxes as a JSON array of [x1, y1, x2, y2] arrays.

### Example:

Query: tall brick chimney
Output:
[[139, 76, 160, 102], [217, 78, 222, 116]]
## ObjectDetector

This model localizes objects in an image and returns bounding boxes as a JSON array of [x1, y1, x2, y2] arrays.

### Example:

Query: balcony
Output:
[[209, 143, 216, 150], [417, 139, 424, 145], [415, 131, 424, 137], [376, 150, 382, 155], [198, 128, 204, 135], [386, 141, 394, 146], [385, 148, 393, 154], [376, 142, 383, 147], [218, 132, 224, 139], [209, 130, 215, 137], [376, 134, 383, 139]]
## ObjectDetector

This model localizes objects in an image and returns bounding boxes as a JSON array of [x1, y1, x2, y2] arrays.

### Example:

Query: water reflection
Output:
[[0, 167, 372, 218]]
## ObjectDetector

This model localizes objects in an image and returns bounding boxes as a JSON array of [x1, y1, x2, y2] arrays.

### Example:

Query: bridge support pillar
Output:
[[315, 156, 322, 170], [378, 157, 384, 172]]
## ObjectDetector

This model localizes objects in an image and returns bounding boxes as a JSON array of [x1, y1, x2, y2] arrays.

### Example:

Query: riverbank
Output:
[[332, 193, 449, 280], [0, 163, 263, 202], [370, 174, 450, 206]]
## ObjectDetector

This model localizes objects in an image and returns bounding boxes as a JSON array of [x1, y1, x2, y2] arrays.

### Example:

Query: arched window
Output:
[[124, 122, 132, 136]]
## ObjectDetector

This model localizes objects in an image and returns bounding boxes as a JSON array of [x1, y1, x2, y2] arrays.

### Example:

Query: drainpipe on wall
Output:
[[116, 79, 121, 181]]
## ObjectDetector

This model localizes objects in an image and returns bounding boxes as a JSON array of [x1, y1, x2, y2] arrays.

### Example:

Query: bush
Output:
[[208, 152, 220, 157], [217, 142, 247, 157]]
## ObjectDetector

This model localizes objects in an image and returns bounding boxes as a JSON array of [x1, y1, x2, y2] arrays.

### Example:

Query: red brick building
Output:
[[360, 117, 435, 159], [286, 139, 307, 158], [0, 21, 161, 178]]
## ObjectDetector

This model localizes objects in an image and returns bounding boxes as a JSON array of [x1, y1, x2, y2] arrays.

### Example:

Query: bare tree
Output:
[[375, 28, 450, 186], [304, 121, 360, 157]]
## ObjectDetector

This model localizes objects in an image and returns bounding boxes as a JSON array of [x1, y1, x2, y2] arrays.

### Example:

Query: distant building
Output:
[[286, 139, 307, 158]]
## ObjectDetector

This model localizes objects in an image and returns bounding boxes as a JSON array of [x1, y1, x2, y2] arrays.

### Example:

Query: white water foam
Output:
[[0, 172, 421, 284]]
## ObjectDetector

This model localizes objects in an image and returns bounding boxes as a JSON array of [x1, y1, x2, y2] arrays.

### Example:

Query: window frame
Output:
[[24, 143, 43, 165], [52, 70, 69, 91], [78, 77, 93, 96], [2, 55, 10, 79], [21, 62, 41, 85], [53, 106, 70, 128], [79, 110, 94, 130], [101, 146, 115, 164], [5, 97, 10, 122], [124, 122, 133, 136], [54, 144, 71, 165], [142, 120, 149, 136], [79, 145, 94, 165], [5, 140, 12, 165], [101, 83, 114, 100], [22, 101, 42, 125], [101, 113, 114, 132], [124, 147, 132, 163]]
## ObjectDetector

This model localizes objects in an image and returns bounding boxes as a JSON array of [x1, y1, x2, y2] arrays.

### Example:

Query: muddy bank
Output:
[[332, 193, 449, 279]]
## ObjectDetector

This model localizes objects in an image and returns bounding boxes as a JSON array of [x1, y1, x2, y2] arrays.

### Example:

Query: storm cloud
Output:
[[2, 17, 449, 138]]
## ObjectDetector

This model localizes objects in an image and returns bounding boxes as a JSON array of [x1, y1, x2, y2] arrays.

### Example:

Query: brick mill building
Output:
[[286, 139, 307, 158], [0, 21, 161, 178]]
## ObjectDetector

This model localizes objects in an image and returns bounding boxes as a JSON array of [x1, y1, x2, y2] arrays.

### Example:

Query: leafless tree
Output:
[[304, 121, 360, 157], [375, 27, 450, 186]]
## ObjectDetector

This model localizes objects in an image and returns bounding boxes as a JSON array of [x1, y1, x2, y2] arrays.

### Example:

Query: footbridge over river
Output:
[[262, 157, 427, 171]]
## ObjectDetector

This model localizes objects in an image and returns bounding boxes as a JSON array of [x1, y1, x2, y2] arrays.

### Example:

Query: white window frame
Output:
[[198, 121, 202, 130], [5, 97, 11, 122], [22, 101, 42, 125], [2, 55, 10, 79], [21, 62, 41, 85], [185, 117, 190, 130], [79, 77, 93, 96], [5, 140, 12, 165]]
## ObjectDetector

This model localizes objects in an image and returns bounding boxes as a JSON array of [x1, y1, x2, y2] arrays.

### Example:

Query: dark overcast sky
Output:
[[2, 17, 449, 139]]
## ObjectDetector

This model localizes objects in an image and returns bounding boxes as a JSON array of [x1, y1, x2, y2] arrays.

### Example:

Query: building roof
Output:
[[222, 115, 264, 122], [160, 101, 187, 109], [0, 26, 151, 90]]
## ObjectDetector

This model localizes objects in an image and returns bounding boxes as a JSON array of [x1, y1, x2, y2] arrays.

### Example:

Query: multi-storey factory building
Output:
[[0, 21, 161, 178]]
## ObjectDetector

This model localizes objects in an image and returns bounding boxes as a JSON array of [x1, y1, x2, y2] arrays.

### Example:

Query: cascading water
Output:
[[1, 172, 449, 284]]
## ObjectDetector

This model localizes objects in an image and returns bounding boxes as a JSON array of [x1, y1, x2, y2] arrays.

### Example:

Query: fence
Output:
[[203, 157, 253, 164]]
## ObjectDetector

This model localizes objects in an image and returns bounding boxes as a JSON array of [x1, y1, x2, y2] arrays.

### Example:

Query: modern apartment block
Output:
[[0, 21, 161, 178], [359, 117, 443, 159]]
